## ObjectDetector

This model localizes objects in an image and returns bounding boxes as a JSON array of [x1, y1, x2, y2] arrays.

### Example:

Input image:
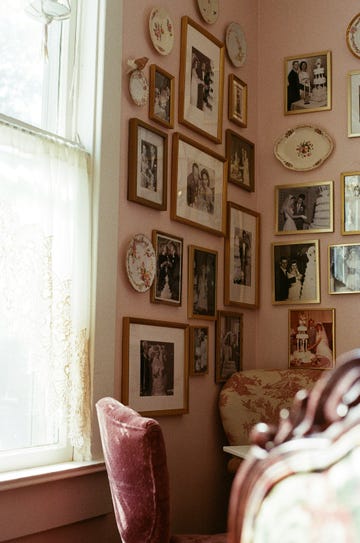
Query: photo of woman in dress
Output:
[[140, 340, 174, 396], [190, 247, 217, 318]]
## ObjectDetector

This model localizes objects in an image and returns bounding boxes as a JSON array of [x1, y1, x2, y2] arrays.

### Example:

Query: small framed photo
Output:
[[329, 243, 360, 294], [128, 118, 168, 210], [348, 70, 360, 137], [272, 240, 320, 305], [179, 16, 225, 143], [171, 132, 227, 236], [188, 245, 217, 320], [275, 181, 333, 235], [228, 74, 247, 128], [151, 231, 183, 306], [288, 308, 335, 369], [122, 317, 189, 416], [224, 202, 260, 308], [215, 310, 243, 384], [149, 64, 175, 129], [225, 129, 254, 192], [284, 50, 331, 115], [341, 171, 360, 234], [189, 326, 209, 376]]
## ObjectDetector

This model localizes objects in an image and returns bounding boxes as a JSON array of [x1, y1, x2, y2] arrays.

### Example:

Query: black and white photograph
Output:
[[272, 240, 320, 305], [190, 46, 214, 113], [215, 310, 243, 383], [341, 171, 360, 234], [329, 243, 360, 294], [140, 339, 174, 397], [228, 74, 247, 127], [189, 326, 209, 375], [347, 70, 360, 137], [233, 227, 252, 287], [226, 129, 254, 191], [140, 140, 158, 191], [149, 64, 174, 128], [186, 160, 215, 214], [275, 181, 333, 235], [188, 245, 217, 320], [151, 231, 183, 306]]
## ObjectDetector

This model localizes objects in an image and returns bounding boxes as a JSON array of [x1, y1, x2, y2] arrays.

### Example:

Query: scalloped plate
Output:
[[225, 22, 247, 67], [149, 7, 174, 56], [129, 69, 149, 106], [274, 125, 334, 171], [126, 234, 156, 292]]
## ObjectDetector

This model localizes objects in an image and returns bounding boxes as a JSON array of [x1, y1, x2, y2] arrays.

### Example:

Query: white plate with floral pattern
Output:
[[149, 7, 174, 56], [225, 22, 247, 67], [129, 69, 149, 106], [197, 0, 219, 24], [274, 125, 334, 171], [126, 233, 156, 292]]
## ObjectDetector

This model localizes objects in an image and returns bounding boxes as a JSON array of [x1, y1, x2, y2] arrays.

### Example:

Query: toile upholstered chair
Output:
[[96, 397, 227, 543]]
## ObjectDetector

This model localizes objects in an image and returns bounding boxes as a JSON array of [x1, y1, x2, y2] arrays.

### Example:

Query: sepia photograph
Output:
[[188, 245, 217, 320], [149, 64, 174, 129], [226, 129, 254, 191], [329, 243, 360, 294], [151, 231, 183, 306], [189, 326, 209, 375], [228, 73, 247, 127]]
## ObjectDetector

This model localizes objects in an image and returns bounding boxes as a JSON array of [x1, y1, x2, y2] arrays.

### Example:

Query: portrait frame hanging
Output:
[[149, 64, 175, 129], [347, 70, 360, 138], [189, 325, 209, 376], [188, 245, 217, 320], [215, 310, 243, 384], [150, 230, 183, 306], [225, 129, 254, 191], [341, 171, 360, 235], [228, 73, 247, 128], [329, 243, 360, 295]]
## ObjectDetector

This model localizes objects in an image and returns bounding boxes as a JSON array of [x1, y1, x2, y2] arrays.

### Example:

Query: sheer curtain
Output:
[[0, 120, 91, 463]]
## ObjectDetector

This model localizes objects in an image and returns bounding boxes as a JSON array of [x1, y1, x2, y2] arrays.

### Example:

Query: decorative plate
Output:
[[225, 22, 247, 67], [197, 0, 219, 24], [149, 7, 174, 56], [274, 125, 334, 172], [129, 69, 149, 106], [126, 234, 156, 293], [346, 12, 360, 58]]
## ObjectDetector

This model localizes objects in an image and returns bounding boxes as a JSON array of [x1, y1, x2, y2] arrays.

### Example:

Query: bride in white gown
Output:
[[309, 322, 332, 364], [281, 194, 307, 231]]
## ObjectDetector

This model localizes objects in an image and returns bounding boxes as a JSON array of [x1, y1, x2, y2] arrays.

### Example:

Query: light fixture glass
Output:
[[25, 0, 71, 24]]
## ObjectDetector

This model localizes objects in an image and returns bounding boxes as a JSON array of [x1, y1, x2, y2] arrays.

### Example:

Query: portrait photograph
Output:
[[215, 310, 243, 383], [348, 70, 360, 137], [225, 129, 254, 192], [288, 308, 335, 369], [189, 326, 209, 376], [272, 240, 320, 305], [188, 245, 217, 320], [149, 64, 174, 129], [151, 231, 183, 306], [275, 180, 333, 235], [341, 171, 360, 234], [284, 50, 331, 115], [329, 243, 360, 294], [228, 73, 247, 127]]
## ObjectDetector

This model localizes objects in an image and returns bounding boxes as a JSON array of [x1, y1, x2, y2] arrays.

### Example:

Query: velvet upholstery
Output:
[[96, 398, 226, 543]]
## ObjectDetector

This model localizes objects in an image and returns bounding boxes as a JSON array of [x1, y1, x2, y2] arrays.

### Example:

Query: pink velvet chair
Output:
[[96, 397, 227, 543]]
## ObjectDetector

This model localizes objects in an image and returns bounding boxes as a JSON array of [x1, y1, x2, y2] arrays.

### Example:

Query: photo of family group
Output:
[[140, 339, 174, 397], [186, 160, 215, 214]]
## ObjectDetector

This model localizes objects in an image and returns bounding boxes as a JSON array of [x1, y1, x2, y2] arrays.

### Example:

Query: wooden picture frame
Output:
[[171, 132, 227, 236], [341, 171, 360, 234], [189, 325, 209, 376], [149, 64, 175, 129], [329, 243, 360, 294], [275, 180, 333, 235], [215, 310, 243, 384], [128, 118, 168, 210], [348, 70, 360, 137], [228, 74, 247, 127], [288, 308, 335, 369], [188, 245, 217, 320], [226, 129, 254, 191], [178, 16, 225, 143], [150, 230, 183, 306], [122, 317, 189, 416], [272, 240, 320, 305], [284, 50, 331, 115], [224, 202, 260, 308]]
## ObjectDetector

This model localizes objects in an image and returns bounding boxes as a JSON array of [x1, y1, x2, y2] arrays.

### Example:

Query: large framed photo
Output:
[[226, 129, 254, 191], [225, 202, 260, 308], [122, 317, 189, 416], [288, 308, 335, 369], [329, 243, 360, 294], [171, 132, 227, 236], [188, 245, 217, 320], [149, 64, 175, 129], [228, 74, 247, 128], [178, 16, 225, 143], [348, 70, 360, 137], [128, 118, 168, 210], [189, 325, 209, 376], [272, 240, 320, 305], [341, 171, 360, 234], [285, 50, 331, 115], [275, 181, 333, 235], [150, 230, 183, 306], [215, 310, 243, 384]]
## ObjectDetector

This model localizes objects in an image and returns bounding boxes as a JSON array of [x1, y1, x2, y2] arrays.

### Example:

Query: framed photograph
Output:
[[348, 71, 360, 137], [284, 50, 331, 115], [228, 74, 247, 127], [128, 118, 168, 210], [189, 326, 209, 376], [341, 171, 360, 234], [272, 240, 320, 305], [329, 243, 360, 294], [215, 310, 243, 384], [224, 202, 260, 308], [288, 308, 335, 369], [150, 230, 183, 306], [275, 181, 333, 235], [122, 317, 189, 416], [225, 129, 254, 191], [171, 132, 227, 236], [178, 16, 225, 143], [188, 245, 217, 320], [149, 64, 175, 129]]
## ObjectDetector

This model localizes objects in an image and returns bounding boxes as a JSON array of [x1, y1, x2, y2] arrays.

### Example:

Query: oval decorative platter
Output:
[[346, 12, 360, 58], [225, 22, 247, 67], [274, 125, 334, 171], [197, 0, 219, 24], [126, 233, 156, 293], [129, 69, 149, 106], [149, 7, 174, 56]]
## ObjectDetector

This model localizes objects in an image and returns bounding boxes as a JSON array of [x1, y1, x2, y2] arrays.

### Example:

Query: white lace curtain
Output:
[[0, 120, 91, 461]]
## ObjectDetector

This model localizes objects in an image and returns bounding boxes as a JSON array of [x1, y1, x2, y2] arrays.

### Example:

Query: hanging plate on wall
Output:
[[346, 12, 360, 58], [129, 69, 149, 106], [149, 7, 174, 56], [225, 22, 247, 67], [126, 233, 156, 293], [197, 0, 219, 24]]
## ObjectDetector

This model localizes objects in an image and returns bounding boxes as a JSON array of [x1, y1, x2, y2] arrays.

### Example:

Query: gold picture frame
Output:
[[188, 245, 217, 320], [226, 129, 254, 191], [341, 171, 360, 234], [150, 230, 183, 306], [347, 70, 360, 137], [228, 73, 247, 127], [329, 243, 360, 295], [149, 64, 175, 129], [215, 310, 243, 384], [189, 325, 209, 376]]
